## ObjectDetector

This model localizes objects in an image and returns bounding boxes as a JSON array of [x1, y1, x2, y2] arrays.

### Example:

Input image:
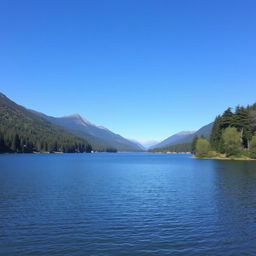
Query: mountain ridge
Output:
[[150, 131, 195, 149], [29, 109, 143, 152], [150, 123, 214, 151], [0, 93, 92, 153]]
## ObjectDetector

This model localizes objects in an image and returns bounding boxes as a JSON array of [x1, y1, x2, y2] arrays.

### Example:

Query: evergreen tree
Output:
[[85, 144, 92, 153], [233, 106, 252, 148], [210, 116, 224, 152], [249, 136, 256, 159], [249, 109, 256, 134], [221, 108, 234, 129], [191, 136, 199, 154]]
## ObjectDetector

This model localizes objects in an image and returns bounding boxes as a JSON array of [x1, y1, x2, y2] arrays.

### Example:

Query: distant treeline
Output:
[[149, 143, 191, 153], [0, 130, 93, 153], [96, 147, 118, 153], [193, 104, 256, 158]]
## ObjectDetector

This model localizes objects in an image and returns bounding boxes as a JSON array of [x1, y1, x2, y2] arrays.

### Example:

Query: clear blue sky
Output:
[[1, 0, 256, 142]]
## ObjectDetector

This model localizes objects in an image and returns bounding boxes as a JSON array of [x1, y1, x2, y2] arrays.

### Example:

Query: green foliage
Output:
[[105, 148, 118, 153], [149, 143, 192, 153], [221, 108, 234, 129], [195, 137, 210, 158], [210, 104, 255, 157], [249, 136, 256, 159], [233, 106, 253, 148], [210, 116, 225, 153], [207, 150, 218, 158], [85, 144, 93, 153], [191, 136, 198, 154], [249, 105, 256, 134], [222, 127, 242, 157], [0, 93, 92, 153]]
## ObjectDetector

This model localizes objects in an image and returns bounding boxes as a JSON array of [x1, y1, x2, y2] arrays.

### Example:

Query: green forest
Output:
[[149, 143, 191, 153], [0, 93, 93, 153], [1, 90, 256, 158], [194, 104, 256, 159]]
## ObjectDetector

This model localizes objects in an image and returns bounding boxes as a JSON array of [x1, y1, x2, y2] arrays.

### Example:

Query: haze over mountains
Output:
[[151, 123, 214, 150], [151, 131, 195, 149], [0, 92, 215, 153], [139, 140, 160, 149], [0, 93, 143, 152]]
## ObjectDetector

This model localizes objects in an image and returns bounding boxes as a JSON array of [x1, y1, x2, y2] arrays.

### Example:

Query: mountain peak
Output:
[[97, 125, 109, 131], [0, 92, 7, 99], [150, 131, 195, 149], [177, 131, 195, 135], [63, 113, 81, 119], [63, 114, 94, 126], [31, 110, 142, 151]]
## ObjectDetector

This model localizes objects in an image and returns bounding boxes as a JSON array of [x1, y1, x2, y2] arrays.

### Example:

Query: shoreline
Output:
[[193, 156, 256, 161]]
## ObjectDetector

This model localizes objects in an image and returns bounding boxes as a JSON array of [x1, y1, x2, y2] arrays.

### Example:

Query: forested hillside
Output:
[[194, 104, 256, 158], [30, 110, 142, 152], [0, 93, 92, 153], [149, 143, 191, 153]]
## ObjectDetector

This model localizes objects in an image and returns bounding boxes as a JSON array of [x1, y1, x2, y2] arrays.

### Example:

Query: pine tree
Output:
[[191, 136, 199, 154], [249, 109, 256, 134], [249, 136, 256, 159], [233, 106, 253, 148], [221, 108, 234, 129], [85, 144, 92, 153], [11, 134, 21, 152], [210, 116, 223, 152]]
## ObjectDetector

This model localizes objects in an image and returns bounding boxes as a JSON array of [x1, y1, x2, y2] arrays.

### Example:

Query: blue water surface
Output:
[[0, 153, 256, 256]]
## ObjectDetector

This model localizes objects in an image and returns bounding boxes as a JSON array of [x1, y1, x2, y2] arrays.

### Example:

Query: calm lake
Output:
[[0, 153, 256, 255]]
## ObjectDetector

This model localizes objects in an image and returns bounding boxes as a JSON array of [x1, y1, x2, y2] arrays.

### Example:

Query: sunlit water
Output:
[[0, 153, 256, 255]]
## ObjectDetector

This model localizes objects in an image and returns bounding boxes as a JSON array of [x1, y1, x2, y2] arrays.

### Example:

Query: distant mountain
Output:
[[172, 123, 214, 144], [128, 139, 146, 150], [0, 93, 91, 153], [30, 110, 143, 152], [140, 140, 160, 149], [150, 131, 195, 149], [150, 123, 214, 151]]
